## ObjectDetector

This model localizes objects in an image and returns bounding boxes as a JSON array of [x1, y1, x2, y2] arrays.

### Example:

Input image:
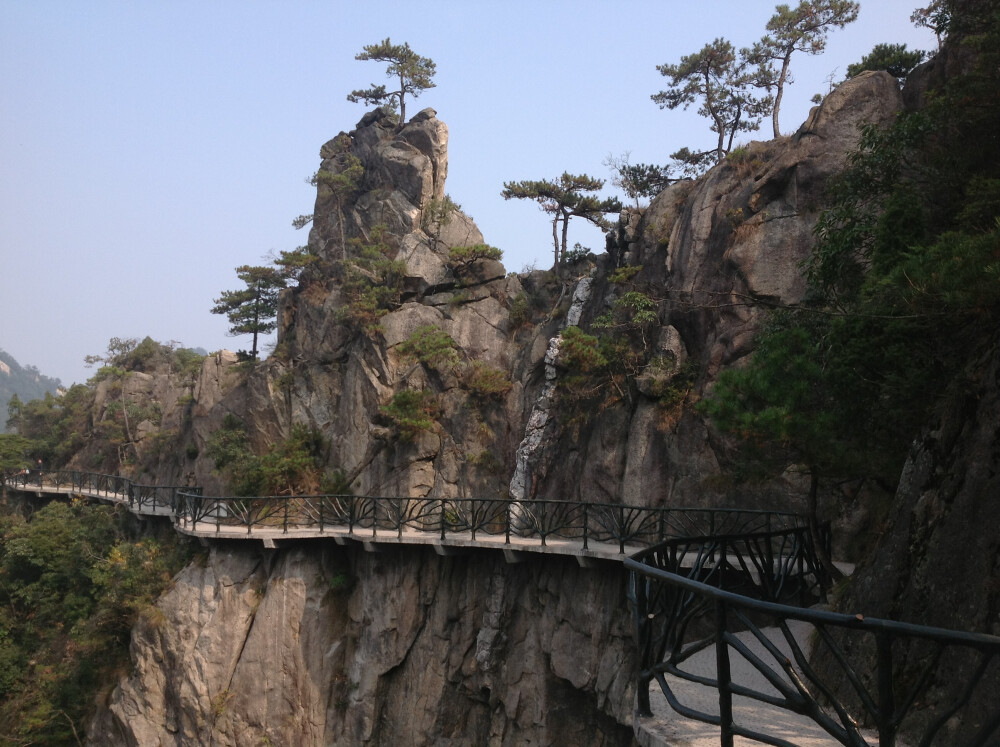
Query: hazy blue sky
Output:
[[1, 0, 935, 387]]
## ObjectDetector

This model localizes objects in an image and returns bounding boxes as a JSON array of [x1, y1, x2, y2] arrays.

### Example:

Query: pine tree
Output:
[[748, 1, 859, 137], [346, 38, 436, 127], [210, 266, 287, 361], [501, 173, 622, 266], [652, 38, 773, 165]]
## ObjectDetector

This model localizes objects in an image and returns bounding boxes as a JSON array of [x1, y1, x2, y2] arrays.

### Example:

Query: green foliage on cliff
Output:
[[703, 2, 1000, 493], [0, 349, 62, 435], [846, 42, 925, 80], [338, 225, 407, 337], [0, 499, 193, 743], [398, 325, 459, 372], [12, 386, 92, 469], [380, 389, 439, 442], [446, 243, 503, 268], [205, 416, 332, 495]]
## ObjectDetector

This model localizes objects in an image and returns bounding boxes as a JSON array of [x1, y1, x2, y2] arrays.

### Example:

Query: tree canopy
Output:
[[846, 42, 926, 81], [210, 265, 287, 361], [346, 38, 436, 126], [501, 173, 622, 266], [652, 38, 773, 168], [748, 1, 860, 137]]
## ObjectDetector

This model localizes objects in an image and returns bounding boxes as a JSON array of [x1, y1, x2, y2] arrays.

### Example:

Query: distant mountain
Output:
[[0, 348, 63, 432]]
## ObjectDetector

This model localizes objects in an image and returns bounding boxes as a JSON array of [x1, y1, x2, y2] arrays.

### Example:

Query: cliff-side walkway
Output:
[[7, 470, 999, 746]]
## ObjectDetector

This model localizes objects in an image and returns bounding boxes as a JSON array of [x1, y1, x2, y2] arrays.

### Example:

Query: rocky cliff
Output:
[[87, 72, 906, 745], [90, 545, 634, 746]]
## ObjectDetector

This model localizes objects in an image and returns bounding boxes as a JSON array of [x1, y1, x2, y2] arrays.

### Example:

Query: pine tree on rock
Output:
[[347, 38, 436, 127], [501, 173, 622, 267], [652, 38, 773, 167], [211, 266, 287, 361], [748, 0, 860, 138]]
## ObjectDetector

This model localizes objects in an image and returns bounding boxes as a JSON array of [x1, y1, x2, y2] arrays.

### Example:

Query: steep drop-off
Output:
[[86, 72, 905, 745]]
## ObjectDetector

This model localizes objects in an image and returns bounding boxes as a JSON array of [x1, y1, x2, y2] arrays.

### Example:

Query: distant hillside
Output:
[[0, 348, 63, 431]]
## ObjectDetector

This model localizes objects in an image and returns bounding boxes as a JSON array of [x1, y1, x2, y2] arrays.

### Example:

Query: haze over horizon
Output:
[[0, 0, 935, 388]]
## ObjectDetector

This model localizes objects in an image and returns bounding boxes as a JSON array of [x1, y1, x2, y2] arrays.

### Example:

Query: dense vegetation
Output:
[[0, 499, 194, 743], [0, 350, 62, 436], [2, 337, 207, 478], [702, 0, 1000, 521]]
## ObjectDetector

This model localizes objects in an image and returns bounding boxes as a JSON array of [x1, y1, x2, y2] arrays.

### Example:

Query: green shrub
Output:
[[446, 243, 503, 268], [508, 292, 531, 329], [0, 501, 193, 743], [558, 327, 607, 373], [608, 265, 642, 284], [380, 389, 439, 442], [337, 225, 407, 336], [397, 325, 459, 372], [462, 360, 512, 401]]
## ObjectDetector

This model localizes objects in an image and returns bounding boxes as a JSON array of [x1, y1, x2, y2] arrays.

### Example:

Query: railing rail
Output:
[[8, 469, 999, 745], [627, 537, 1000, 747], [2, 469, 814, 556]]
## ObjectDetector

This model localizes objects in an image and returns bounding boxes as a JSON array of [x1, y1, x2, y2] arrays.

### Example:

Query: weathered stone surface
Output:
[[820, 344, 1000, 744], [89, 545, 635, 747], [95, 75, 917, 744]]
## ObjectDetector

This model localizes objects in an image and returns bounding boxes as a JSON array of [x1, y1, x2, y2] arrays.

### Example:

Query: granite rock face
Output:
[[824, 343, 1000, 744], [90, 545, 635, 747], [93, 74, 907, 744]]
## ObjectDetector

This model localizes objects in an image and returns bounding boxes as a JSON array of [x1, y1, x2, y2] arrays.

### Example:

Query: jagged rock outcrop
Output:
[[90, 544, 635, 746], [525, 71, 903, 513], [90, 73, 912, 745]]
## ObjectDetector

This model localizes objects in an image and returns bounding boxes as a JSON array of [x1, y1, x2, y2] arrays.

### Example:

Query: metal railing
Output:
[[6, 470, 813, 556], [627, 533, 1000, 747], [171, 490, 815, 554], [4, 469, 200, 516], [10, 469, 999, 744]]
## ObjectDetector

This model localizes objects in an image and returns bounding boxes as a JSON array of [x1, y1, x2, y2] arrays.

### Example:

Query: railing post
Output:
[[876, 632, 896, 747], [439, 499, 446, 541], [582, 503, 589, 550], [283, 497, 289, 534], [634, 571, 654, 718], [319, 494, 325, 533], [619, 505, 626, 554], [505, 501, 511, 545], [716, 599, 735, 747]]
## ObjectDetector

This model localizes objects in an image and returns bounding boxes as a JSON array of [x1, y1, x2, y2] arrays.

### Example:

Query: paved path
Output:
[[12, 483, 648, 562], [634, 620, 893, 747]]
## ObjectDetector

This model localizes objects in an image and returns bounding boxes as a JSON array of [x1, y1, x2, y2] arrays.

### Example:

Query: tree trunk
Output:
[[808, 467, 845, 584], [560, 208, 570, 263], [251, 284, 261, 361], [772, 55, 792, 138], [551, 215, 560, 267]]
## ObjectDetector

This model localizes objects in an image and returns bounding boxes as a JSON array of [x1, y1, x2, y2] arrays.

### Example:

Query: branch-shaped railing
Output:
[[172, 489, 817, 552], [8, 470, 999, 744], [4, 469, 200, 514], [627, 534, 1000, 746], [6, 470, 813, 556]]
